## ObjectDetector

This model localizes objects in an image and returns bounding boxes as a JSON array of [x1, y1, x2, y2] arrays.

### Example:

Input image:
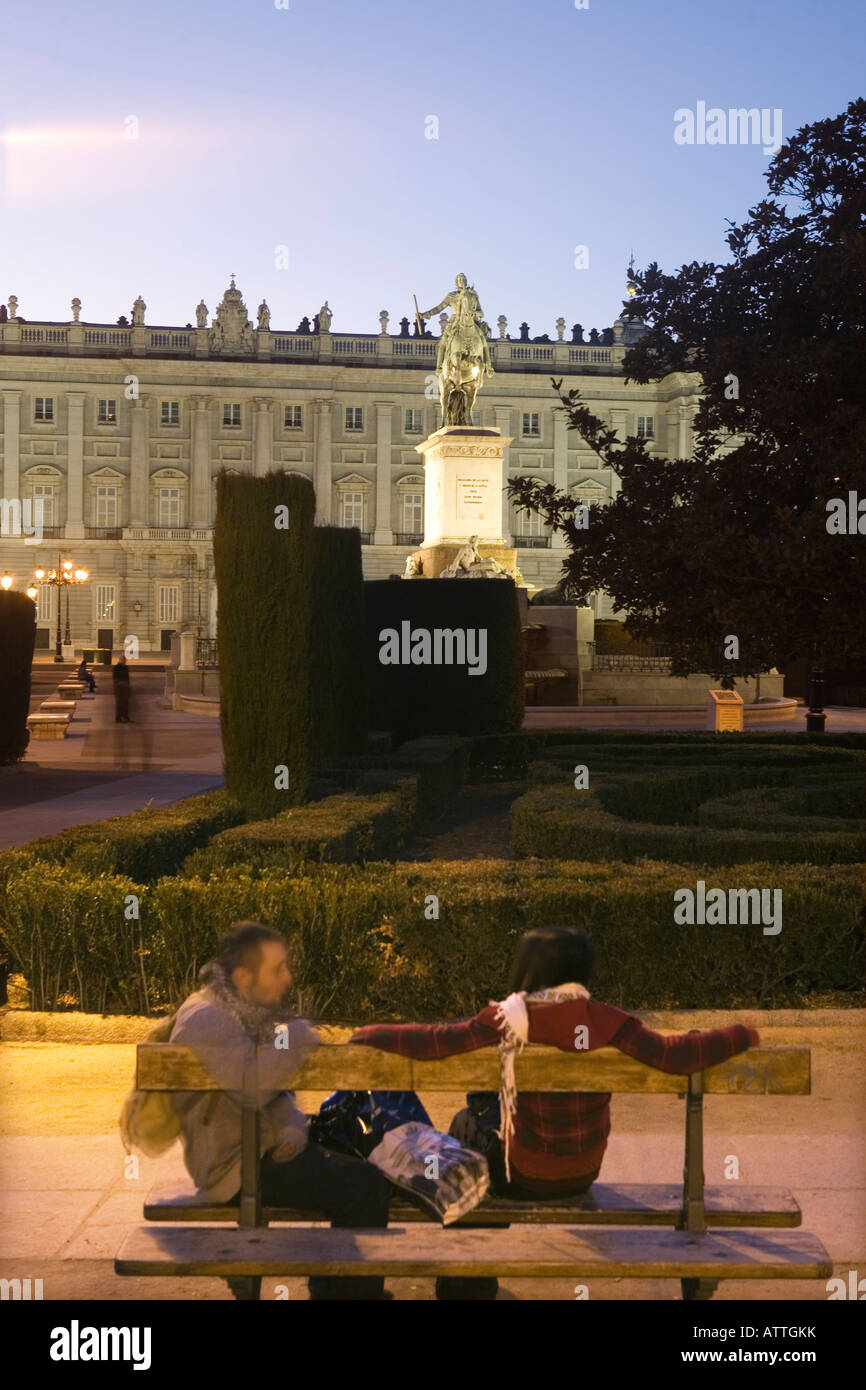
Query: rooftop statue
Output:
[[415, 273, 493, 428]]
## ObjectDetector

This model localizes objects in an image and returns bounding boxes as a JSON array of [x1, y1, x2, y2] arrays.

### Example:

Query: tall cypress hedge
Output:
[[310, 527, 367, 760], [364, 578, 525, 741], [213, 470, 315, 819], [0, 590, 36, 764]]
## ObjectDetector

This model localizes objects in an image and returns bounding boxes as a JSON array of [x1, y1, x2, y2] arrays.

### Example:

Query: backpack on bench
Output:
[[120, 1013, 182, 1158]]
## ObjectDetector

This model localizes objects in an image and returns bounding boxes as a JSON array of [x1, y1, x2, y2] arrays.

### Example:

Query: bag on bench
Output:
[[120, 1013, 182, 1158], [369, 1122, 490, 1225]]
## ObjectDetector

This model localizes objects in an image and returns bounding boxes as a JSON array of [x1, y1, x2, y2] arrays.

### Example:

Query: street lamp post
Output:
[[32, 554, 89, 663]]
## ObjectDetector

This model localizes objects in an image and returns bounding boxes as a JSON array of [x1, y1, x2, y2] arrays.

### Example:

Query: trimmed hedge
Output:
[[511, 783, 865, 865], [0, 589, 36, 764], [310, 527, 367, 760], [364, 578, 524, 740], [469, 730, 866, 780], [697, 777, 864, 833], [214, 470, 315, 818], [0, 790, 242, 885], [2, 857, 861, 1014], [182, 785, 416, 877], [318, 735, 470, 820], [3, 865, 151, 1013]]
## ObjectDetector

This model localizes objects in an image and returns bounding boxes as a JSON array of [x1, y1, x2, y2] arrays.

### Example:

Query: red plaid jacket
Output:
[[350, 1002, 759, 1188]]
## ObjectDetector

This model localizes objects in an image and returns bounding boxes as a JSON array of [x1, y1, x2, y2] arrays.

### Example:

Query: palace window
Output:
[[97, 399, 117, 425], [158, 584, 180, 625], [341, 491, 364, 528], [345, 407, 363, 432], [636, 415, 654, 439], [161, 401, 180, 427], [522, 412, 540, 437], [222, 403, 241, 428], [36, 584, 53, 622], [402, 491, 423, 533], [96, 584, 116, 622], [95, 485, 118, 528], [284, 405, 303, 430], [34, 397, 54, 422], [404, 409, 422, 435], [158, 486, 182, 527], [515, 505, 544, 537], [32, 483, 54, 527]]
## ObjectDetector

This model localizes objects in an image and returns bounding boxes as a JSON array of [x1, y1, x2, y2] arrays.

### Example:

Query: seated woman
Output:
[[350, 924, 759, 1300]]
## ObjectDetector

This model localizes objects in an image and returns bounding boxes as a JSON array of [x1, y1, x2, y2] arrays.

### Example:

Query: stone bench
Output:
[[26, 712, 72, 739], [39, 699, 77, 714], [57, 681, 87, 699]]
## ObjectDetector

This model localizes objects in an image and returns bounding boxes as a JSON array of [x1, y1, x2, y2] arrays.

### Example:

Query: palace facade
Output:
[[0, 278, 700, 652]]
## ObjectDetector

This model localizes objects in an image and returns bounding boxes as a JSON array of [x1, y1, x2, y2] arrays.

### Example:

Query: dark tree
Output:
[[509, 100, 866, 720]]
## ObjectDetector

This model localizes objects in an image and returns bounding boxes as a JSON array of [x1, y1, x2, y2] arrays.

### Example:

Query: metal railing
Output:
[[85, 526, 123, 540], [515, 535, 550, 548], [591, 641, 672, 672], [394, 532, 423, 546], [195, 638, 218, 669]]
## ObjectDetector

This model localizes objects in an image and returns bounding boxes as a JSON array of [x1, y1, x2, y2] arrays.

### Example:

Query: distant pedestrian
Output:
[[76, 658, 96, 693], [113, 654, 131, 722]]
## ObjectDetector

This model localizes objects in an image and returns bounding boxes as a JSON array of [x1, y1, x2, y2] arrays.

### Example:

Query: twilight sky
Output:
[[1, 0, 863, 337]]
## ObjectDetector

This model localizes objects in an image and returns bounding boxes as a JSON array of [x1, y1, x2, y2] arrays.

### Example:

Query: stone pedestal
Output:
[[416, 426, 511, 545], [412, 425, 520, 578]]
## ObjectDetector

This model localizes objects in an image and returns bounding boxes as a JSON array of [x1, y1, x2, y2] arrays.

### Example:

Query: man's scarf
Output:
[[492, 982, 590, 1183], [198, 959, 293, 1045]]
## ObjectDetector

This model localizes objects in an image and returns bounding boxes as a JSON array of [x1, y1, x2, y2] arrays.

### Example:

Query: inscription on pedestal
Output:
[[456, 474, 493, 523]]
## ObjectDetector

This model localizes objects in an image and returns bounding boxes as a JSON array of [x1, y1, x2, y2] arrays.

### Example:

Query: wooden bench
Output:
[[26, 712, 71, 739], [115, 1042, 831, 1301]]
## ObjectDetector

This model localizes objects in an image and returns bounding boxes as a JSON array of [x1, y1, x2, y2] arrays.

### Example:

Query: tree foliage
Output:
[[509, 99, 866, 683]]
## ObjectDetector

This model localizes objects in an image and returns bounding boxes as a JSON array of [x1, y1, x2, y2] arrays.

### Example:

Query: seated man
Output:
[[76, 658, 96, 692], [170, 920, 391, 1300]]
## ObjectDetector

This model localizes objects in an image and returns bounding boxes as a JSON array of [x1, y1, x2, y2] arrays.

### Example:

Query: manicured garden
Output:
[[1, 730, 862, 1018]]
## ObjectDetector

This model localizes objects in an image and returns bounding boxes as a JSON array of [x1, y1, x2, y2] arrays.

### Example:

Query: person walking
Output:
[[112, 654, 131, 722]]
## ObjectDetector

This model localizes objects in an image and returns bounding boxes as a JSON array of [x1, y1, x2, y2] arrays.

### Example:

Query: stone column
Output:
[[313, 399, 333, 523], [2, 391, 21, 507], [191, 398, 211, 527], [374, 402, 393, 545], [494, 406, 512, 544], [254, 399, 274, 477], [65, 393, 85, 538], [129, 397, 149, 526]]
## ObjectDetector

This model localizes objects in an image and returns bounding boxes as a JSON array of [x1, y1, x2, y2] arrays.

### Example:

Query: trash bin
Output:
[[706, 688, 744, 732]]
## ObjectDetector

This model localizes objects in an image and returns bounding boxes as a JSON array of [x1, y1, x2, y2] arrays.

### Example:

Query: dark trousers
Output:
[[256, 1142, 391, 1300], [438, 1106, 599, 1300], [114, 682, 130, 721]]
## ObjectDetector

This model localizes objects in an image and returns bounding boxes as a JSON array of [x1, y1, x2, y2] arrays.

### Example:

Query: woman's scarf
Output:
[[492, 982, 590, 1183]]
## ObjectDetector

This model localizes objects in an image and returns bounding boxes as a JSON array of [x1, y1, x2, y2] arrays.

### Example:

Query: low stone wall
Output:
[[580, 670, 785, 707]]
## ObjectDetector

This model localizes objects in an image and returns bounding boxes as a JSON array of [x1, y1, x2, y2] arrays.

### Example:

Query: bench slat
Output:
[[144, 1181, 802, 1228], [115, 1224, 832, 1280], [136, 1043, 810, 1095]]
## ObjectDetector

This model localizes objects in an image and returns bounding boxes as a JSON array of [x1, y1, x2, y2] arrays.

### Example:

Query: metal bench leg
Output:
[[226, 1276, 262, 1301], [681, 1277, 719, 1301], [678, 1070, 717, 1302]]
